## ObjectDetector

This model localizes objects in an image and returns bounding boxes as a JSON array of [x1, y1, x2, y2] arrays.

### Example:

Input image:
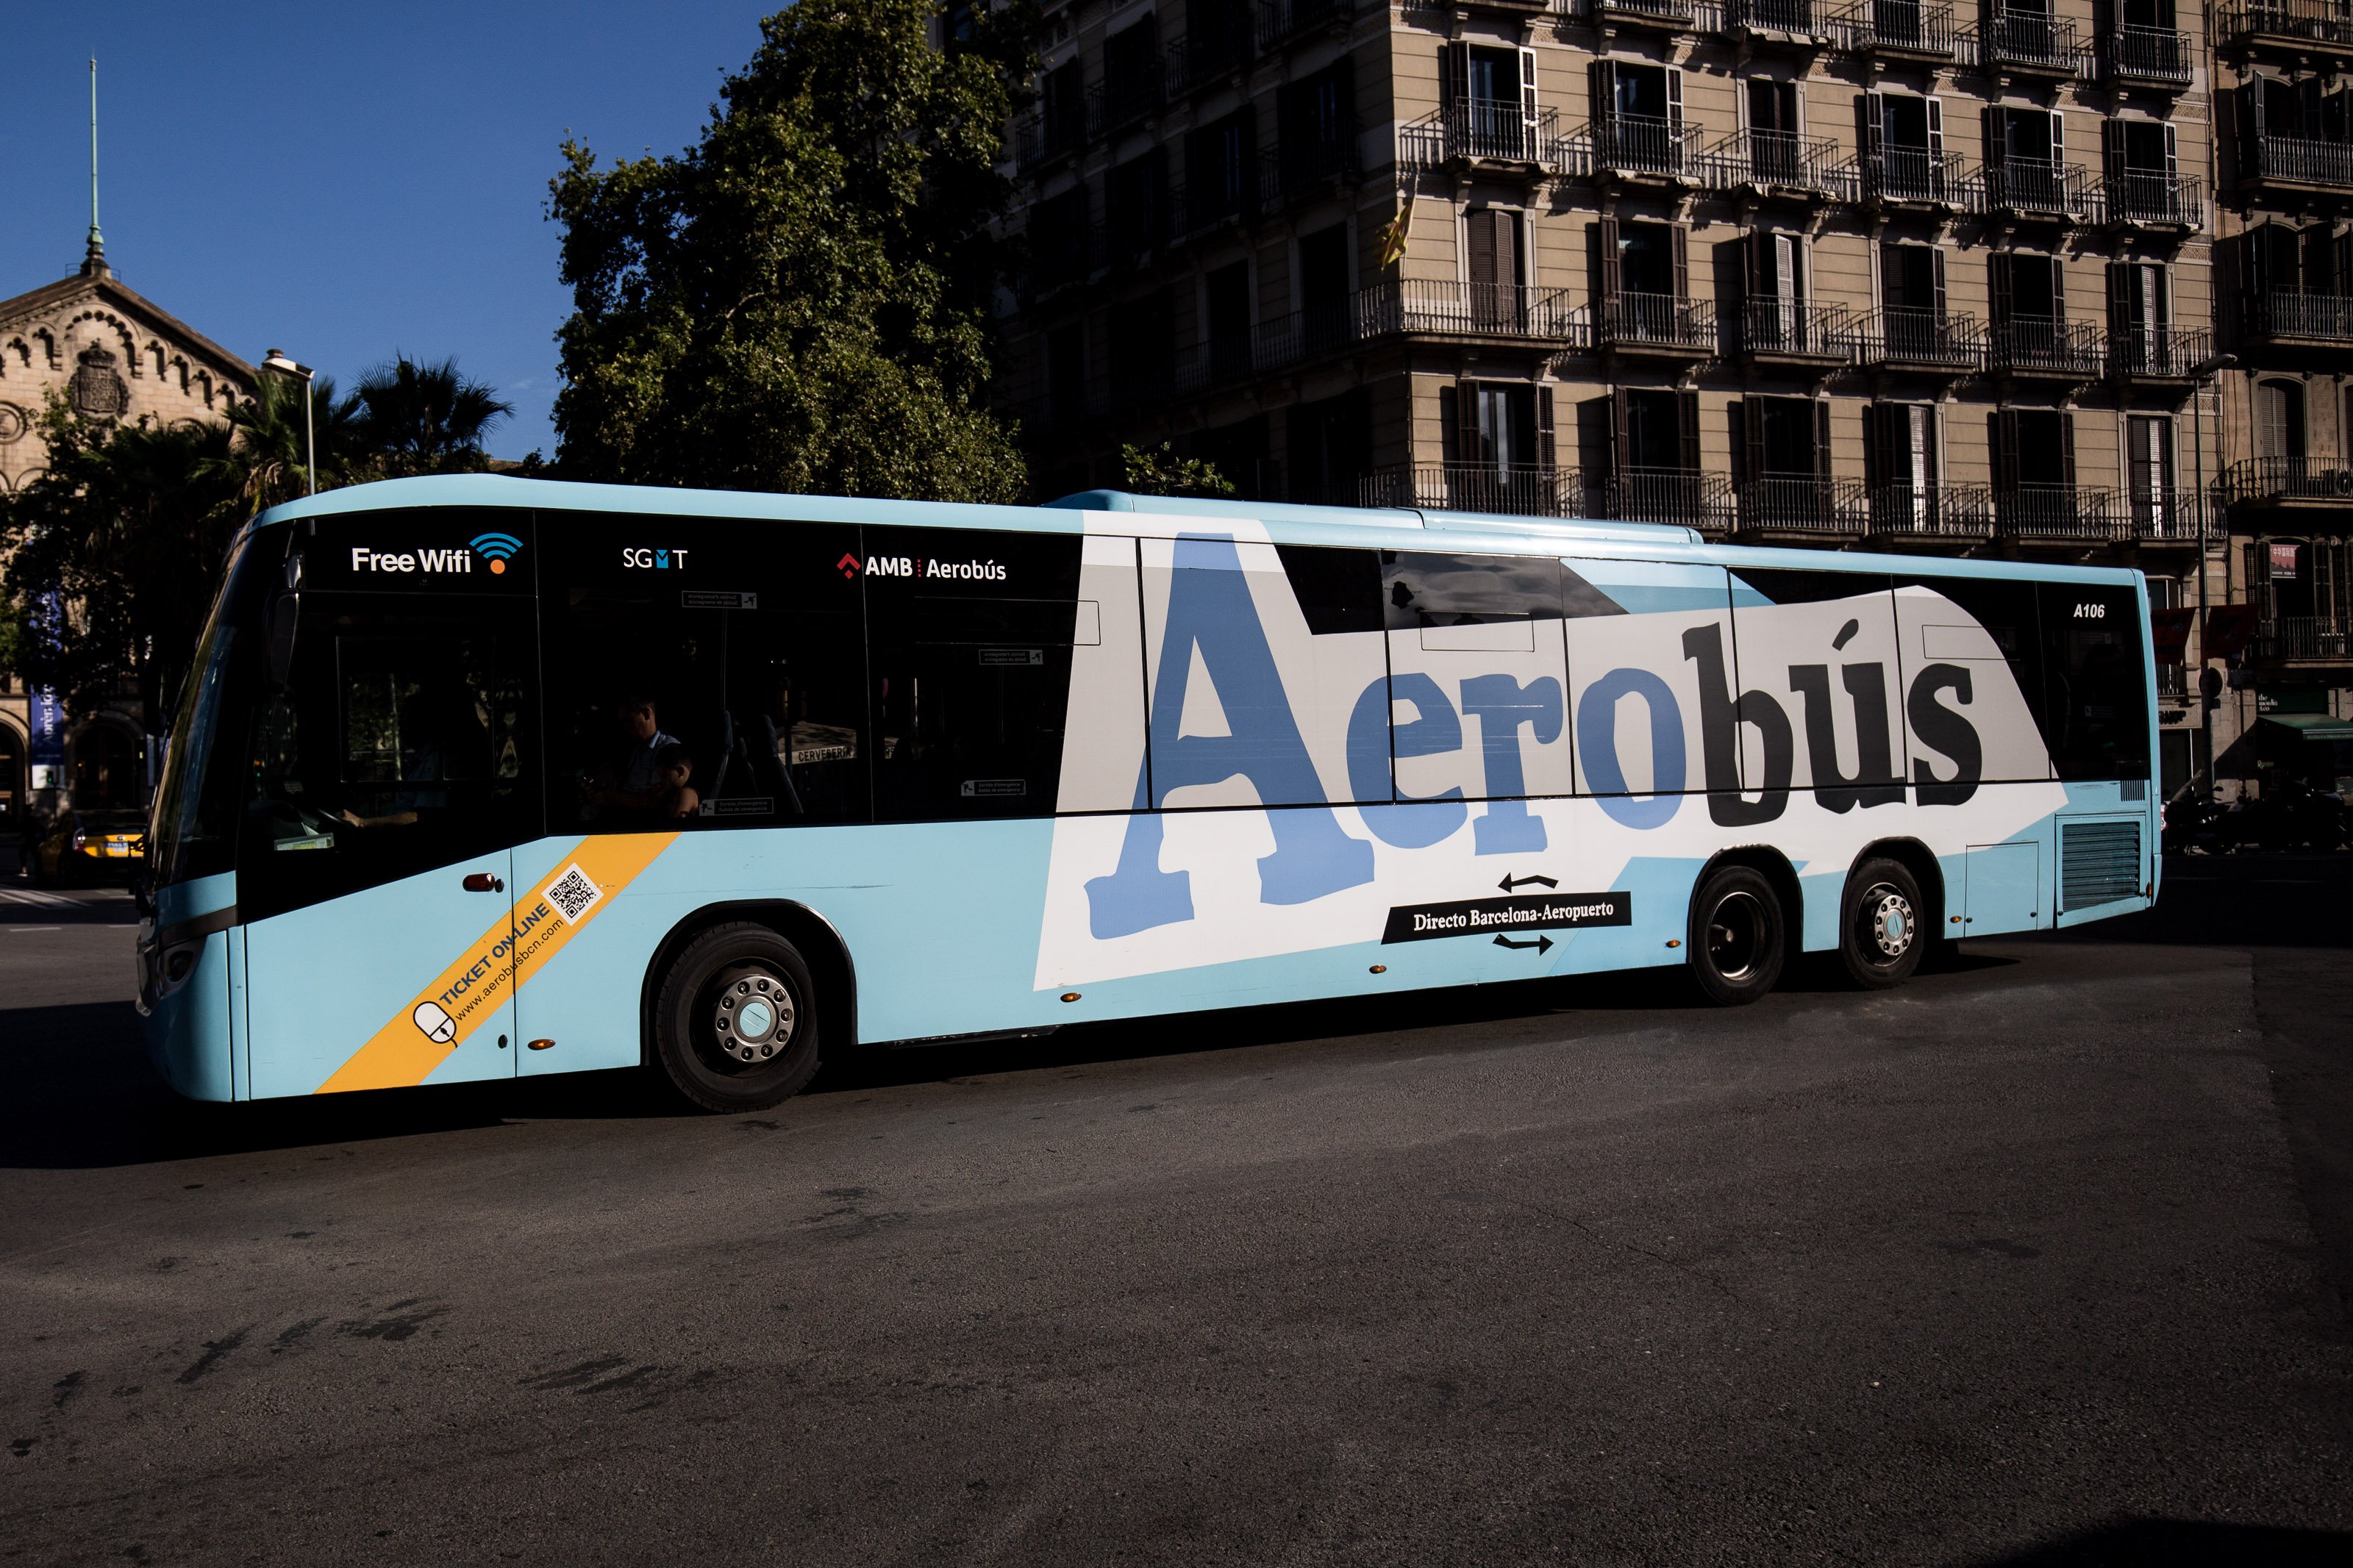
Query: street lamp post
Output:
[[2188, 351, 2238, 793], [261, 348, 316, 496]]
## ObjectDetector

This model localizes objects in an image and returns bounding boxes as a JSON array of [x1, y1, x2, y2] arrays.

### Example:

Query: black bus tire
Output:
[[651, 922, 822, 1113], [1837, 858, 1926, 991], [1687, 865, 1785, 1006]]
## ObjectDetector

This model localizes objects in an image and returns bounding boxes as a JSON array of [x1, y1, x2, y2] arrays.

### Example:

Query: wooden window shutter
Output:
[[1857, 92, 1884, 160], [1677, 391, 1702, 472], [1498, 210, 1521, 290], [1538, 387, 1557, 470], [2049, 109, 2063, 162], [2102, 118, 2124, 181], [1983, 105, 2005, 170], [2060, 411, 2077, 487], [1814, 399, 1832, 479], [1520, 47, 1540, 140], [1611, 388, 1631, 476], [2152, 262, 2169, 325], [2106, 260, 2132, 334], [2163, 121, 2178, 179], [1865, 403, 1893, 487], [1468, 209, 1498, 289], [1739, 398, 1764, 482], [1667, 67, 1685, 126], [1927, 96, 1944, 159], [1993, 409, 2021, 492], [1671, 226, 1690, 301], [1458, 380, 1484, 461], [1931, 248, 1949, 317], [1440, 384, 1460, 462], [2049, 254, 2066, 316], [1596, 215, 1622, 300], [1442, 43, 1468, 109], [1989, 252, 2014, 323], [1590, 60, 1616, 123]]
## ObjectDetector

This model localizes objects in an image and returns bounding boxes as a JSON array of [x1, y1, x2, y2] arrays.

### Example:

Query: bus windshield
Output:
[[149, 534, 266, 891]]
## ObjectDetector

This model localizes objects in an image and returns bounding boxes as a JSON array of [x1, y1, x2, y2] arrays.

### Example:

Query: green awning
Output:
[[2263, 713, 2353, 742]]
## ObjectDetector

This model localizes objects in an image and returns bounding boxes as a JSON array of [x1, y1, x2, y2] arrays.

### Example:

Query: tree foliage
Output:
[[549, 0, 1037, 501], [349, 355, 514, 477], [1121, 443, 1236, 501]]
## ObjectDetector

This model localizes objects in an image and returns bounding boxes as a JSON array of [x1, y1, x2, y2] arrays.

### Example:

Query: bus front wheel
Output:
[[1837, 859, 1925, 991], [651, 922, 822, 1113], [1687, 865, 1785, 1006]]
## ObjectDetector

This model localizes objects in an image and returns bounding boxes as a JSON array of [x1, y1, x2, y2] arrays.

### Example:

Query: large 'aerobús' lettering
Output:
[[1682, 623, 1793, 826], [1788, 634, 1904, 814], [1460, 673, 1562, 854], [1907, 662, 1982, 806], [1084, 536, 1374, 938], [1347, 673, 1468, 850]]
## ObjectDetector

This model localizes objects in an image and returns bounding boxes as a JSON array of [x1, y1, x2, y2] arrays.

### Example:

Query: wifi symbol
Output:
[[471, 532, 522, 576]]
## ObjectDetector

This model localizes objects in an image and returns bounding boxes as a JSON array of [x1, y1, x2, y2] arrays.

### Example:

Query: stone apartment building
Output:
[[993, 0, 2327, 797]]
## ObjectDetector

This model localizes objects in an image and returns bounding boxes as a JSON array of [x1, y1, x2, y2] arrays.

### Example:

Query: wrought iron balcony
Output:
[[1356, 279, 1582, 341], [1723, 0, 1828, 34], [1360, 463, 1590, 518], [1582, 0, 1703, 30], [2257, 615, 2353, 660], [2103, 25, 2193, 85], [1611, 468, 1738, 531], [2121, 488, 2205, 541], [1401, 104, 1563, 169], [1013, 111, 1088, 174], [1571, 115, 1704, 179], [1979, 159, 2098, 221], [1865, 483, 1997, 540], [1260, 125, 1360, 202], [2238, 133, 2353, 195], [1593, 291, 1718, 355], [1164, 28, 1254, 96], [1987, 315, 2107, 377], [1735, 298, 1854, 362], [2238, 290, 2353, 346], [2222, 455, 2353, 506], [2218, 0, 2353, 56], [1853, 147, 1973, 205], [2109, 326, 2214, 380], [1088, 62, 1165, 141], [1170, 173, 1261, 240], [1736, 476, 1870, 537], [1257, 0, 1357, 50], [1703, 129, 1849, 197], [1829, 0, 1957, 57], [1971, 11, 2092, 74], [1837, 308, 1984, 371], [2102, 171, 2204, 228], [1164, 301, 1371, 396], [1993, 486, 2188, 542]]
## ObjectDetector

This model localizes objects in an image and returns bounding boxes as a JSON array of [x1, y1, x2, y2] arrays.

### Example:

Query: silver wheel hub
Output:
[[1867, 888, 1915, 959], [712, 972, 794, 1064]]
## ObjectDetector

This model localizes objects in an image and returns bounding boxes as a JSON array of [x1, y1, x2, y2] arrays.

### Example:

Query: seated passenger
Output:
[[585, 691, 680, 818], [655, 742, 701, 820]]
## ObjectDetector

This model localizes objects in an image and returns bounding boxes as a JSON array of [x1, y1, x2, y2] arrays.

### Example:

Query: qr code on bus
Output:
[[544, 864, 602, 924]]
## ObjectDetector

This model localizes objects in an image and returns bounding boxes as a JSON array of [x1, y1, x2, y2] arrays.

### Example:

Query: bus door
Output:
[[235, 515, 543, 1100]]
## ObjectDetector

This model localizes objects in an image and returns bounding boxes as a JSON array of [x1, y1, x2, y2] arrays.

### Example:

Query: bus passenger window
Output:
[[2039, 582, 2151, 781]]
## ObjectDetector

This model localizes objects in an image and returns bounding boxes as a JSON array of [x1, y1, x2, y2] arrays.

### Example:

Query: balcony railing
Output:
[[1358, 279, 1581, 340], [2223, 454, 2353, 502], [1971, 11, 2092, 73], [1088, 63, 1165, 141], [1583, 0, 1703, 26], [1736, 298, 1853, 359], [2123, 488, 2205, 540], [2240, 290, 2353, 343], [1724, 0, 1826, 32], [1613, 468, 1738, 531], [1866, 483, 1998, 539], [2103, 170, 2203, 226], [1703, 129, 1849, 196], [1261, 125, 1361, 199], [1979, 158, 2098, 220], [2219, 0, 2353, 50], [1988, 315, 2107, 376], [1855, 147, 1972, 204], [1593, 291, 1718, 352], [1577, 114, 1704, 178], [1402, 104, 1561, 168], [1993, 486, 2191, 541], [1257, 0, 1357, 49], [1737, 476, 1869, 536], [2240, 133, 2353, 190], [1171, 173, 1261, 238], [1829, 0, 1957, 54], [2103, 25, 2193, 84], [2257, 616, 2353, 660], [1013, 111, 1088, 174], [1164, 29, 1254, 96], [2109, 326, 2214, 378], [1837, 308, 1984, 370], [1361, 463, 1591, 518]]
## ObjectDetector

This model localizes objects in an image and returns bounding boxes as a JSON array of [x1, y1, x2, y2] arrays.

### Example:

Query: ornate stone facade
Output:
[[0, 249, 257, 830]]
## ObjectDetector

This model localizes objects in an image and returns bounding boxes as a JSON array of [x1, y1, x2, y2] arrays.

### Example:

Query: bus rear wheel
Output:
[[1838, 859, 1924, 991], [1687, 865, 1785, 1006], [651, 922, 822, 1113]]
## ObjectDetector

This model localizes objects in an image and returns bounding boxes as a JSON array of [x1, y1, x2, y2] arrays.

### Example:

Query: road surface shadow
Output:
[[1971, 1518, 2353, 1566]]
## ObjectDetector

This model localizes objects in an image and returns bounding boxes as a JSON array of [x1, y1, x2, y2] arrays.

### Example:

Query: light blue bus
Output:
[[139, 476, 2159, 1111]]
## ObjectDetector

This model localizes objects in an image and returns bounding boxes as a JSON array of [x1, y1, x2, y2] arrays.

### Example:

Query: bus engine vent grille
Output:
[[2060, 820, 2142, 910]]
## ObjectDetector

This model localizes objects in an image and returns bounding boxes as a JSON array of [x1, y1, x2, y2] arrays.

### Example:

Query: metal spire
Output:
[[83, 55, 107, 277]]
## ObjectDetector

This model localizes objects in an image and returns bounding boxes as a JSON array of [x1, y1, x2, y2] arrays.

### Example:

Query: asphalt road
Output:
[[1, 861, 2349, 1567]]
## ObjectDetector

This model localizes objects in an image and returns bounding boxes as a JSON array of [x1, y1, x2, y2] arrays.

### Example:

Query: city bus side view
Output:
[[138, 475, 2160, 1112]]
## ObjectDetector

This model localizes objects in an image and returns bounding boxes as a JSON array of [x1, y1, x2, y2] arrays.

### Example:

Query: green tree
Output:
[[1121, 443, 1236, 500], [549, 0, 1037, 501], [218, 370, 363, 511], [349, 354, 514, 477], [0, 398, 244, 729]]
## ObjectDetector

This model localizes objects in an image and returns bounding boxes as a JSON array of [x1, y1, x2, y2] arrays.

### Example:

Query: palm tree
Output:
[[216, 371, 362, 511], [349, 355, 515, 476]]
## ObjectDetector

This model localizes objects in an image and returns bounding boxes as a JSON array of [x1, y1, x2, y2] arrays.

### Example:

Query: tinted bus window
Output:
[[1891, 574, 2052, 783], [1381, 551, 1570, 805], [542, 514, 870, 831], [865, 529, 1084, 821], [2040, 581, 2152, 780]]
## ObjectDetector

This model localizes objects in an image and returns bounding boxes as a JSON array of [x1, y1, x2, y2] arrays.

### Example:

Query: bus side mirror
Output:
[[266, 593, 301, 689]]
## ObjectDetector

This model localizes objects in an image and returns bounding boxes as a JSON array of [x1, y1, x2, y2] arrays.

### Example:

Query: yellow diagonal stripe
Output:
[[315, 832, 679, 1095]]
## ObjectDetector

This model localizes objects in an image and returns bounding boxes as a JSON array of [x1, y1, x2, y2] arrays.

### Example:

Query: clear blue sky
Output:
[[2, 4, 776, 459]]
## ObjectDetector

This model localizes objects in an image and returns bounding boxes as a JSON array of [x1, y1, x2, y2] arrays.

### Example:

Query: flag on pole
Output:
[[1375, 187, 1415, 269]]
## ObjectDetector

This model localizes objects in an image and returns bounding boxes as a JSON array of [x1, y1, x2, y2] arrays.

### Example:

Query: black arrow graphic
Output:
[[1493, 934, 1554, 954], [1497, 873, 1559, 892]]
